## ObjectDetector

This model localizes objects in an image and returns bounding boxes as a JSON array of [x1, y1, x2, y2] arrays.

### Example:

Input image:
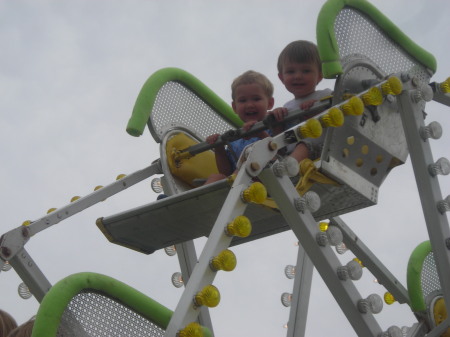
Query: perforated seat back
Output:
[[407, 241, 442, 313], [127, 67, 241, 143], [32, 272, 212, 337]]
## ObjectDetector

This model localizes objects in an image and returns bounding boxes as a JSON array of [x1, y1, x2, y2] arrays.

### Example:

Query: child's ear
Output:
[[278, 72, 284, 83], [231, 101, 237, 112], [268, 97, 275, 110]]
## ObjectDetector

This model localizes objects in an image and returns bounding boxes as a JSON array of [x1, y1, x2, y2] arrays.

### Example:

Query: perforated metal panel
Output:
[[335, 8, 431, 83], [57, 290, 165, 337], [421, 253, 442, 301], [150, 81, 236, 143]]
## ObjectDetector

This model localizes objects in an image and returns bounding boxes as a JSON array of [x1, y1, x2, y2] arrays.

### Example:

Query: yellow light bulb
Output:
[[242, 182, 267, 204], [361, 87, 383, 106], [384, 292, 396, 305], [94, 185, 103, 191], [320, 107, 344, 127], [440, 77, 450, 93], [226, 216, 252, 238], [210, 249, 237, 272], [21, 220, 31, 226], [319, 222, 329, 232], [116, 174, 126, 180], [194, 285, 221, 308], [340, 96, 364, 116], [178, 322, 204, 337], [381, 76, 403, 95], [70, 196, 80, 202], [298, 118, 322, 138], [47, 208, 56, 214]]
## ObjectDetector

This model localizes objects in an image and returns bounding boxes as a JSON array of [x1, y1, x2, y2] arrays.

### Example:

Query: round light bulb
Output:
[[178, 322, 203, 337], [381, 76, 403, 95], [194, 285, 221, 308], [337, 260, 363, 281], [361, 87, 383, 106], [295, 191, 321, 213], [384, 292, 396, 305], [18, 282, 32, 299], [242, 182, 267, 204], [1, 261, 12, 272], [164, 245, 177, 256], [439, 77, 450, 93], [319, 222, 329, 232], [210, 249, 237, 272], [226, 216, 252, 238], [340, 96, 364, 116], [273, 157, 299, 177], [358, 294, 383, 314], [70, 196, 80, 202], [151, 178, 163, 193], [171, 272, 184, 288], [420, 121, 443, 141], [320, 107, 344, 128], [381, 326, 402, 337], [298, 119, 322, 139], [437, 195, 450, 214], [428, 157, 450, 177], [281, 292, 292, 307], [326, 226, 343, 246], [284, 265, 296, 279], [116, 174, 126, 180]]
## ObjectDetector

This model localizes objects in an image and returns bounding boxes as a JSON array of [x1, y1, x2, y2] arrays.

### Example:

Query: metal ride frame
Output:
[[2, 0, 450, 336]]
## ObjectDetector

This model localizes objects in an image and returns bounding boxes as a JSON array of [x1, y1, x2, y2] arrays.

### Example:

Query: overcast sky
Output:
[[1, 1, 450, 336]]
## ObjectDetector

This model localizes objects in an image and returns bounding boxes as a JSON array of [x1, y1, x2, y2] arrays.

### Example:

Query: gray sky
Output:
[[1, 1, 450, 336]]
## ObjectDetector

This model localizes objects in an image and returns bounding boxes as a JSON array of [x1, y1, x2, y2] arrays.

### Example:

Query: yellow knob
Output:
[[70, 196, 81, 202], [319, 222, 329, 232], [21, 220, 31, 226], [116, 174, 126, 180], [47, 208, 57, 214], [94, 185, 103, 191]]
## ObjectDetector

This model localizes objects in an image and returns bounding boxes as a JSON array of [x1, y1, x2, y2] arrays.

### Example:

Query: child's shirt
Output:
[[283, 88, 333, 114], [226, 130, 272, 171]]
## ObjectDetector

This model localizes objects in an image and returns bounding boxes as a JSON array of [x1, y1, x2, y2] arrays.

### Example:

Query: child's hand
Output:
[[300, 99, 317, 110], [269, 107, 288, 121], [206, 133, 220, 144], [242, 120, 257, 131]]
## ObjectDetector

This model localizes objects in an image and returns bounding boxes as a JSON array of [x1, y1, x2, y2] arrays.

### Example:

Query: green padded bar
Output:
[[127, 67, 241, 137], [316, 0, 437, 78], [32, 272, 212, 337], [406, 241, 433, 312]]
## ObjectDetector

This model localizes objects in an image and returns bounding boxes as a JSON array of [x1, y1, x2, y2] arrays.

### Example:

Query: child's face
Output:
[[232, 83, 274, 123], [279, 61, 323, 99]]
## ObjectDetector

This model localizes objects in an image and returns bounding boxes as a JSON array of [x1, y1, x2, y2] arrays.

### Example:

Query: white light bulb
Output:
[[171, 272, 184, 288], [273, 157, 299, 177], [284, 265, 296, 279], [1, 261, 12, 272], [428, 157, 450, 176], [18, 282, 32, 299], [164, 245, 177, 256], [151, 177, 163, 193], [326, 226, 343, 246], [294, 191, 321, 213], [357, 294, 383, 314], [337, 260, 363, 281], [281, 292, 292, 307], [437, 195, 450, 214], [420, 121, 442, 140]]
